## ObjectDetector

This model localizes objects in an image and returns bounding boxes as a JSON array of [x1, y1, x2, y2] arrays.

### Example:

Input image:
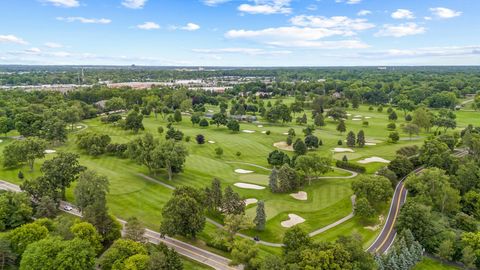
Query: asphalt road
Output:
[[367, 149, 468, 254], [0, 180, 239, 270]]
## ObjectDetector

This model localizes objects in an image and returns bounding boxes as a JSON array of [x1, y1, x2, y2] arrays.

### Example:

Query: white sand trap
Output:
[[122, 116, 126, 120], [234, 183, 265, 190], [332, 148, 354, 153], [261, 131, 267, 134], [208, 140, 216, 144], [290, 191, 308, 201], [44, 149, 56, 154], [366, 139, 383, 144], [0, 140, 3, 143], [357, 157, 391, 164], [327, 116, 333, 119], [245, 198, 258, 206], [365, 116, 371, 119], [242, 130, 255, 133], [257, 125, 263, 128], [354, 115, 362, 118], [281, 214, 306, 228], [365, 143, 377, 146], [282, 132, 289, 135], [235, 169, 254, 174], [208, 109, 214, 113], [273, 142, 294, 151], [346, 113, 352, 116], [76, 125, 83, 129], [352, 118, 362, 121]]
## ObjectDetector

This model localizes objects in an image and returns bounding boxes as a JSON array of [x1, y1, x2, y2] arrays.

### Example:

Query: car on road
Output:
[[63, 205, 73, 211]]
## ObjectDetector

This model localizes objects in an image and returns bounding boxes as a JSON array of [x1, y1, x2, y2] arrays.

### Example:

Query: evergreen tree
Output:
[[337, 120, 346, 134], [314, 113, 325, 127], [269, 168, 279, 192], [357, 130, 366, 147], [253, 201, 266, 231], [211, 178, 223, 210], [346, 131, 356, 147], [293, 139, 307, 155], [277, 164, 298, 193], [222, 186, 245, 215]]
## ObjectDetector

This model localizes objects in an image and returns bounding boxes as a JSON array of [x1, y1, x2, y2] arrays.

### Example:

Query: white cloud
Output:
[[182, 23, 200, 31], [0, 35, 28, 45], [202, 0, 231, 6], [290, 15, 375, 33], [391, 9, 415, 20], [57, 17, 112, 24], [43, 0, 79, 8], [307, 5, 317, 11], [193, 47, 291, 56], [225, 27, 369, 49], [360, 45, 480, 58], [430, 7, 462, 19], [357, 10, 371, 16], [238, 0, 292, 15], [170, 23, 200, 31], [424, 16, 432, 21], [137, 22, 160, 30], [335, 0, 362, 4], [44, 42, 63, 48], [122, 0, 147, 9], [375, 23, 426, 37], [25, 47, 42, 54]]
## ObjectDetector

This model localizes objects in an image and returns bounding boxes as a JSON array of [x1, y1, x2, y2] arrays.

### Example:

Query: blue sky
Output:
[[0, 0, 478, 66]]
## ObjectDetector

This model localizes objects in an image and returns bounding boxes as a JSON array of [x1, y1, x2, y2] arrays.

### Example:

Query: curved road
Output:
[[0, 180, 239, 270], [367, 149, 468, 254]]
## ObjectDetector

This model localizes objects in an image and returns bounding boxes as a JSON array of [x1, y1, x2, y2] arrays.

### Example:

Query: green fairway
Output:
[[413, 257, 461, 270], [0, 102, 468, 251]]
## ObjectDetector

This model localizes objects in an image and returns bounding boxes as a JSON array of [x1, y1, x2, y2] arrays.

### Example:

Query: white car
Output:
[[63, 205, 73, 211]]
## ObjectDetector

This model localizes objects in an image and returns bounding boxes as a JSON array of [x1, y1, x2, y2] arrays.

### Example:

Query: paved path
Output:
[[367, 149, 469, 254], [0, 180, 238, 270]]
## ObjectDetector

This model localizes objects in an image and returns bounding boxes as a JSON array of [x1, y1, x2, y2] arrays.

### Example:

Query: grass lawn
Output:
[[413, 257, 461, 270], [1, 103, 474, 256]]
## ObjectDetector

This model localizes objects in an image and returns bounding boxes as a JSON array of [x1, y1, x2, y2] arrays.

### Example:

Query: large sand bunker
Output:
[[244, 198, 258, 206], [242, 130, 255, 133], [273, 142, 294, 151], [332, 148, 354, 153], [281, 214, 306, 228], [44, 149, 56, 154], [357, 157, 391, 164], [234, 183, 265, 190], [235, 169, 254, 174], [290, 191, 307, 201]]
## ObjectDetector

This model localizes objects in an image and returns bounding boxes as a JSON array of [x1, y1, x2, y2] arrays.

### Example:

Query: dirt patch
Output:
[[364, 215, 385, 231], [234, 183, 265, 190], [290, 191, 307, 201], [281, 214, 306, 228], [273, 142, 294, 151]]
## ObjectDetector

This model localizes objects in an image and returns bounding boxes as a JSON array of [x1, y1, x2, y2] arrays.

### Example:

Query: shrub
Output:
[[105, 143, 128, 158], [266, 130, 271, 135], [185, 136, 191, 142], [405, 114, 413, 122], [387, 122, 396, 130], [215, 147, 223, 157], [196, 134, 205, 144], [388, 131, 400, 143], [368, 106, 374, 111], [337, 139, 343, 146], [286, 136, 293, 146], [236, 152, 241, 157], [335, 160, 366, 173], [377, 105, 383, 113], [157, 126, 164, 134], [362, 121, 369, 127]]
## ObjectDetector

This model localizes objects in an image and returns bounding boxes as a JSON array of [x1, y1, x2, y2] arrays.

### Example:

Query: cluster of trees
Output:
[[352, 175, 393, 220], [268, 153, 332, 193], [375, 229, 424, 270], [346, 130, 366, 148], [126, 133, 188, 180]]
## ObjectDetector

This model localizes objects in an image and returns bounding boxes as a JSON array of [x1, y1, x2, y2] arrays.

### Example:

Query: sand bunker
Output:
[[76, 125, 83, 129], [208, 140, 216, 144], [354, 115, 362, 118], [290, 191, 308, 201], [365, 143, 377, 146], [257, 125, 263, 128], [357, 157, 391, 164], [332, 148, 354, 153], [366, 139, 383, 144], [365, 116, 371, 119], [234, 183, 265, 190], [261, 131, 267, 134], [208, 109, 214, 113], [346, 113, 352, 116], [282, 132, 289, 135], [242, 130, 255, 133], [352, 118, 362, 121], [281, 214, 306, 228], [244, 198, 258, 206], [273, 142, 294, 151], [0, 140, 3, 143], [235, 169, 254, 174], [44, 149, 56, 154]]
